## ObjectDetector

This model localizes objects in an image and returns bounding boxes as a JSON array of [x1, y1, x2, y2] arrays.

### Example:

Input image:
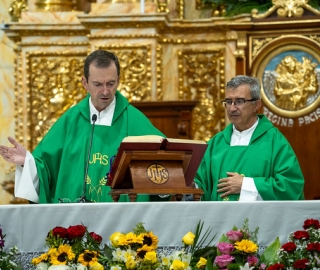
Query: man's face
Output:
[[225, 84, 261, 131], [82, 62, 119, 112]]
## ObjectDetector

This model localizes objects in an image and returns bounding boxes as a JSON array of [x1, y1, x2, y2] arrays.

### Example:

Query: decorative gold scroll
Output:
[[8, 0, 27, 22], [252, 0, 320, 18], [24, 52, 87, 151], [178, 49, 226, 141], [96, 44, 160, 102]]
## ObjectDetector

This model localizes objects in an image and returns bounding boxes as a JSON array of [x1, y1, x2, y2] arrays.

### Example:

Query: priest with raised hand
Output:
[[0, 50, 165, 203], [194, 75, 305, 201]]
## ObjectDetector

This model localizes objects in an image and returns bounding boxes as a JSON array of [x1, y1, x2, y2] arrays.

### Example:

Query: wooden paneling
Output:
[[131, 101, 198, 139]]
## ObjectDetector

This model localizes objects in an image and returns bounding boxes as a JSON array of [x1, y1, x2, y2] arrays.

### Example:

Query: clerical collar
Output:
[[231, 117, 259, 146], [89, 97, 116, 126]]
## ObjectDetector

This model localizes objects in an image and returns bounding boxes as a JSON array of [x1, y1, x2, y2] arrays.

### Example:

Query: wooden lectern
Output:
[[106, 136, 207, 202]]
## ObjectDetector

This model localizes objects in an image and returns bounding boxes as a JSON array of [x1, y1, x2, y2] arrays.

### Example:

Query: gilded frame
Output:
[[251, 36, 320, 118]]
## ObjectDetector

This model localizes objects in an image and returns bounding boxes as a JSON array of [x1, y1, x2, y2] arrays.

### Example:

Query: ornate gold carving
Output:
[[177, 0, 185, 19], [254, 40, 320, 118], [274, 55, 318, 110], [156, 0, 169, 13], [178, 49, 225, 141], [35, 0, 76, 12], [234, 32, 247, 60], [97, 45, 154, 102], [252, 0, 320, 19], [25, 52, 87, 150], [158, 35, 235, 44], [8, 0, 27, 22], [252, 37, 275, 59], [308, 35, 320, 45], [156, 44, 163, 100]]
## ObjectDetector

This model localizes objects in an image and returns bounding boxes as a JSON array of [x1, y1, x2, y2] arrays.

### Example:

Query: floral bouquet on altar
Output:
[[99, 221, 217, 270], [206, 218, 279, 270], [267, 218, 320, 270], [0, 224, 21, 270], [31, 224, 104, 270]]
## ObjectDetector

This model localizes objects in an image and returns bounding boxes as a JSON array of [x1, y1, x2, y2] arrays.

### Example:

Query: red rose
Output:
[[293, 258, 309, 269], [52, 226, 68, 239], [293, 230, 310, 240], [267, 263, 285, 270], [90, 232, 102, 244], [281, 242, 297, 252], [67, 225, 87, 239], [306, 242, 320, 251], [303, 219, 320, 229]]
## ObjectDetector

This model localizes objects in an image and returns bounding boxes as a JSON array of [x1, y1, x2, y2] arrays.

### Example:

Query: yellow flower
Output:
[[31, 253, 49, 265], [110, 232, 122, 247], [50, 244, 75, 265], [137, 244, 154, 259], [118, 232, 143, 246], [89, 261, 104, 270], [170, 259, 185, 270], [234, 239, 258, 253], [141, 231, 159, 249], [182, 232, 195, 245], [125, 255, 136, 269], [196, 257, 207, 269], [144, 251, 158, 263], [78, 250, 99, 266]]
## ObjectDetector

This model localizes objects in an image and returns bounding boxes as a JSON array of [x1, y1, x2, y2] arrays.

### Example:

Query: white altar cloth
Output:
[[1, 201, 319, 252]]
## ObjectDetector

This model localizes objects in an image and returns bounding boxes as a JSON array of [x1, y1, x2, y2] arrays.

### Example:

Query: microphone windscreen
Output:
[[92, 114, 97, 122]]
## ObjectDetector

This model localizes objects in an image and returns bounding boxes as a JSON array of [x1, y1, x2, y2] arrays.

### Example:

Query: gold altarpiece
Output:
[[2, 0, 320, 202]]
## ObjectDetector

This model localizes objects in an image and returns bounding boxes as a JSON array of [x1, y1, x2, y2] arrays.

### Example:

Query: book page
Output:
[[122, 135, 165, 143], [166, 138, 206, 144]]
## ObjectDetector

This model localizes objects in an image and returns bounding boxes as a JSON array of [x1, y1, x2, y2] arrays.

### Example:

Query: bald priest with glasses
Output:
[[194, 75, 305, 201]]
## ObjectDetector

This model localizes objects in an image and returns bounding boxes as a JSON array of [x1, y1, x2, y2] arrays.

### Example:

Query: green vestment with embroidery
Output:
[[194, 115, 305, 201], [33, 92, 165, 203]]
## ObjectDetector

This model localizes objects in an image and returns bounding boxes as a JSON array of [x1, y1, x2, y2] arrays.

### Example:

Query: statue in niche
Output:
[[274, 55, 318, 110]]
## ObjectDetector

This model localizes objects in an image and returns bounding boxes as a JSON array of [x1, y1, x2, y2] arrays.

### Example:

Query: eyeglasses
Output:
[[221, 98, 257, 108]]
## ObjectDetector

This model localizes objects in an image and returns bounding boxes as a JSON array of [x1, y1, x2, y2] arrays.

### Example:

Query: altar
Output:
[[2, 201, 319, 254]]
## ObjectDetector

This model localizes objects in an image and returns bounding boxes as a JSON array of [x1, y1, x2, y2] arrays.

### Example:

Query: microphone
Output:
[[79, 114, 97, 203]]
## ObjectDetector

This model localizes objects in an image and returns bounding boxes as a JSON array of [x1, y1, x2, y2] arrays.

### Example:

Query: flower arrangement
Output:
[[158, 221, 217, 270], [267, 218, 320, 270], [0, 225, 21, 270], [31, 224, 104, 270], [100, 221, 217, 270], [99, 222, 161, 270], [205, 218, 278, 270]]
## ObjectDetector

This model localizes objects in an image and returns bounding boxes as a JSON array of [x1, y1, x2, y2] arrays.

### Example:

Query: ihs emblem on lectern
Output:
[[147, 163, 169, 184]]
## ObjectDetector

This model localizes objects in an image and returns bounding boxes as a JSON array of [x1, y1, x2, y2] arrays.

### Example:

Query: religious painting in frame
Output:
[[251, 36, 320, 119]]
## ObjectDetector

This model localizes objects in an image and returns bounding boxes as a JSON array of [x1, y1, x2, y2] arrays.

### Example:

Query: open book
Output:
[[106, 135, 208, 188]]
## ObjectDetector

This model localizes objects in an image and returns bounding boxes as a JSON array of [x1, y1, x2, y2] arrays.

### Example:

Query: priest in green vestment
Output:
[[0, 50, 166, 203], [194, 75, 305, 201]]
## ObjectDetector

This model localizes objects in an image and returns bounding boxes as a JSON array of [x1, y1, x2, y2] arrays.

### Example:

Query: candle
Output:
[[141, 0, 144, 13]]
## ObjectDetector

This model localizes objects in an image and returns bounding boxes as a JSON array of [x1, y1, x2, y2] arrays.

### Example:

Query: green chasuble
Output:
[[33, 91, 165, 203], [194, 115, 305, 201]]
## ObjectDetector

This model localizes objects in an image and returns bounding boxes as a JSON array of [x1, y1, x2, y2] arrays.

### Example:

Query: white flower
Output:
[[239, 262, 254, 270], [111, 266, 122, 270], [36, 262, 49, 270], [76, 263, 88, 270], [48, 265, 71, 270]]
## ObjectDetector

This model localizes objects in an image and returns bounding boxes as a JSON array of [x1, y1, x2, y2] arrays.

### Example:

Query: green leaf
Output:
[[259, 237, 281, 265]]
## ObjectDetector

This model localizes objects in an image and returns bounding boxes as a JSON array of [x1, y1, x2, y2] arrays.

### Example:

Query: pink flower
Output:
[[226, 230, 243, 241], [217, 242, 234, 254], [247, 255, 259, 266], [214, 254, 234, 268]]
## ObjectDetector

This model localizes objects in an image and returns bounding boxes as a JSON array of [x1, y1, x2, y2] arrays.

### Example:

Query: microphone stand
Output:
[[79, 114, 97, 203]]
